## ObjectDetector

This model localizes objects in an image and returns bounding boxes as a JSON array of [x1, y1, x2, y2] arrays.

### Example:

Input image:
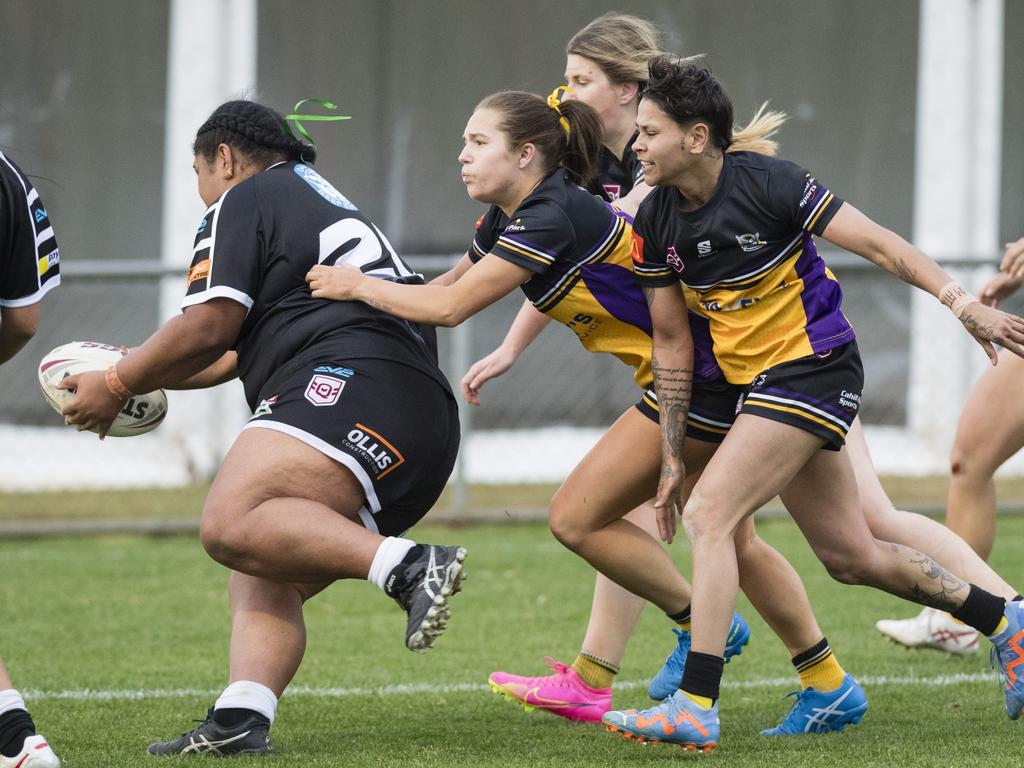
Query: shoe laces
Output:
[[774, 689, 806, 725], [542, 656, 572, 676]]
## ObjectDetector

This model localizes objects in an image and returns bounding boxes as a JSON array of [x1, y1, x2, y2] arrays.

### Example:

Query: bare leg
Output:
[[226, 573, 332, 697], [579, 501, 664, 665], [849, 418, 1017, 599], [0, 660, 11, 691], [548, 407, 705, 615], [735, 517, 823, 655], [947, 351, 1024, 559], [200, 429, 384, 582]]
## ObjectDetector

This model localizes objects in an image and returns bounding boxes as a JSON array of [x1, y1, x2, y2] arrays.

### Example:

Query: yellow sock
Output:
[[677, 617, 693, 632], [572, 653, 618, 689], [795, 644, 846, 693], [990, 616, 1009, 637], [682, 690, 714, 709]]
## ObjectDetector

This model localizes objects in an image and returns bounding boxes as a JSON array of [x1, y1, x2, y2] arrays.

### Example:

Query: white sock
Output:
[[214, 680, 278, 725], [0, 689, 26, 717], [368, 536, 417, 591]]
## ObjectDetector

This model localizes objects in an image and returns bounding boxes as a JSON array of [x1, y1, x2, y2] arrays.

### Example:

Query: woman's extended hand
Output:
[[306, 264, 365, 301]]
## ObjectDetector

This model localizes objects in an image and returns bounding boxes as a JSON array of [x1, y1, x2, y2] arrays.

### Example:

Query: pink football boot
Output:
[[488, 657, 612, 723]]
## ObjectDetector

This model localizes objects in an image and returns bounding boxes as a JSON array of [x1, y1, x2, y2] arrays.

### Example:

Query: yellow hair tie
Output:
[[547, 85, 572, 137]]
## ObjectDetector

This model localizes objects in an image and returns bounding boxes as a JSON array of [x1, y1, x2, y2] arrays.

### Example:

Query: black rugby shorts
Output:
[[635, 379, 743, 443], [244, 357, 459, 536], [737, 341, 863, 451]]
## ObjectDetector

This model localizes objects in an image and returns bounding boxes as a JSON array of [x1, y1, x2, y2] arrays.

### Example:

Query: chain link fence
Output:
[[3, 254, 1024, 494]]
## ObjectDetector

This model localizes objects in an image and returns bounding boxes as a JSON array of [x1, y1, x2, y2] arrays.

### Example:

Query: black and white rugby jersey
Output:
[[0, 151, 59, 307], [182, 161, 449, 409]]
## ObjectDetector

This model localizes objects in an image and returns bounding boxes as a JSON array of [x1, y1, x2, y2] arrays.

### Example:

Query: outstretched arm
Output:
[[822, 203, 1024, 362], [306, 254, 532, 327], [644, 282, 695, 544], [461, 299, 551, 405]]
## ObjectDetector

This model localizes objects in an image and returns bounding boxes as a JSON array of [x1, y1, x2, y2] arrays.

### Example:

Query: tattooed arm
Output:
[[822, 203, 1024, 363], [644, 282, 695, 544]]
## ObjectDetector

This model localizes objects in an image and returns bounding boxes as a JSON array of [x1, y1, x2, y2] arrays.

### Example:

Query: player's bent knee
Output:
[[816, 547, 869, 585], [199, 513, 250, 569]]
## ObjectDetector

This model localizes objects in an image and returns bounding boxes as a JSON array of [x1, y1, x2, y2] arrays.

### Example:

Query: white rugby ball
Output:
[[38, 341, 168, 437]]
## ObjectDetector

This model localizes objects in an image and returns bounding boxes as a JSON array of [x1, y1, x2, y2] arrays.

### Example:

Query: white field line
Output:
[[24, 670, 1002, 703]]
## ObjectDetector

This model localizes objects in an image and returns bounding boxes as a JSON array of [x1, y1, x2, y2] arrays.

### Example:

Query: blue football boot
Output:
[[760, 674, 868, 735], [603, 691, 719, 751], [648, 612, 751, 701]]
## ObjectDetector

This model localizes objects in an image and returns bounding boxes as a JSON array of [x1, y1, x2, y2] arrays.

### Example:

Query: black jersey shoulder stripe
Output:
[[0, 151, 60, 306]]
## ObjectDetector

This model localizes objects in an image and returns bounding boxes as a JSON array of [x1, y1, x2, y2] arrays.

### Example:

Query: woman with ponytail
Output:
[[61, 99, 468, 756], [600, 57, 1024, 751], [307, 88, 874, 735]]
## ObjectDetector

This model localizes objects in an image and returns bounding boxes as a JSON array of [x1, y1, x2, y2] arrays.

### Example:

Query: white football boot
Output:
[[875, 606, 979, 655], [0, 734, 60, 768]]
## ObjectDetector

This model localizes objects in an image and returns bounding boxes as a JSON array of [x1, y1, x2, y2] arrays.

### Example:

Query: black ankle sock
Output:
[[951, 585, 1006, 636], [667, 604, 692, 624], [1013, 593, 1023, 603], [679, 651, 725, 702], [212, 708, 268, 728], [0, 709, 35, 758]]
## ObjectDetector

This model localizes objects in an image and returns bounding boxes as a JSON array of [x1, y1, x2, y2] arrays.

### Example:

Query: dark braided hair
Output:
[[193, 100, 315, 166]]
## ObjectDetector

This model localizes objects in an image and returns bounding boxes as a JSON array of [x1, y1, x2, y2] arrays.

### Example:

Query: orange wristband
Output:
[[104, 365, 134, 399]]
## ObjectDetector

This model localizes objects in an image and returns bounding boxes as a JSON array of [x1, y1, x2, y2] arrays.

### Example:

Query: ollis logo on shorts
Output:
[[305, 374, 345, 406]]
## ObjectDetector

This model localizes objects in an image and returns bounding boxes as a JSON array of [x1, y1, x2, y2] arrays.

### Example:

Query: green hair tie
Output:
[[283, 98, 352, 146]]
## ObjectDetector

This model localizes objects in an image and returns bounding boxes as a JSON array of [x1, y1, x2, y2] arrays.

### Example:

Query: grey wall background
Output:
[[0, 0, 1020, 430]]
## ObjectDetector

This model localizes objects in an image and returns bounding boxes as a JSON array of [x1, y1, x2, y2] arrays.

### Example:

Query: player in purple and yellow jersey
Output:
[[600, 57, 1024, 751]]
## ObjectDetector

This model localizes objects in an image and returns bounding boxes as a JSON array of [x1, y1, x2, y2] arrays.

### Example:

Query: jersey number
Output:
[[317, 219, 415, 279]]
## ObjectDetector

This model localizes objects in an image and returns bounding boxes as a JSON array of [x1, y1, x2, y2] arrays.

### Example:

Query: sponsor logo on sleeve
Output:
[[475, 215, 484, 231], [666, 244, 683, 273], [35, 207, 48, 223], [504, 218, 526, 233], [343, 423, 406, 479], [799, 175, 818, 209], [37, 248, 59, 275], [304, 374, 346, 406], [186, 258, 211, 285], [602, 183, 622, 201], [631, 232, 645, 264], [197, 217, 208, 235]]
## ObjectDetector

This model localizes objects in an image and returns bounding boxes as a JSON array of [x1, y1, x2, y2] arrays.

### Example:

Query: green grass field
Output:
[[2, 514, 1022, 767]]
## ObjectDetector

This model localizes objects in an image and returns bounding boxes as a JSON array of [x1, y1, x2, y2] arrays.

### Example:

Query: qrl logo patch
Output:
[[305, 374, 345, 406]]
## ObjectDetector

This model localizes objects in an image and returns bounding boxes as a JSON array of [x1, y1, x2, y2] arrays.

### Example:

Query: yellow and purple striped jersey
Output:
[[469, 169, 724, 388], [632, 152, 853, 385]]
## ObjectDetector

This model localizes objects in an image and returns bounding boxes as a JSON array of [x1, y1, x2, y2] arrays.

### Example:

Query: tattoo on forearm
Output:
[[889, 543, 967, 611], [892, 258, 917, 284], [652, 351, 692, 459]]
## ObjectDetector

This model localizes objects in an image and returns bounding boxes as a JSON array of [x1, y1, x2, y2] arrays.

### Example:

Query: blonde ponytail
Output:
[[728, 102, 787, 157]]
